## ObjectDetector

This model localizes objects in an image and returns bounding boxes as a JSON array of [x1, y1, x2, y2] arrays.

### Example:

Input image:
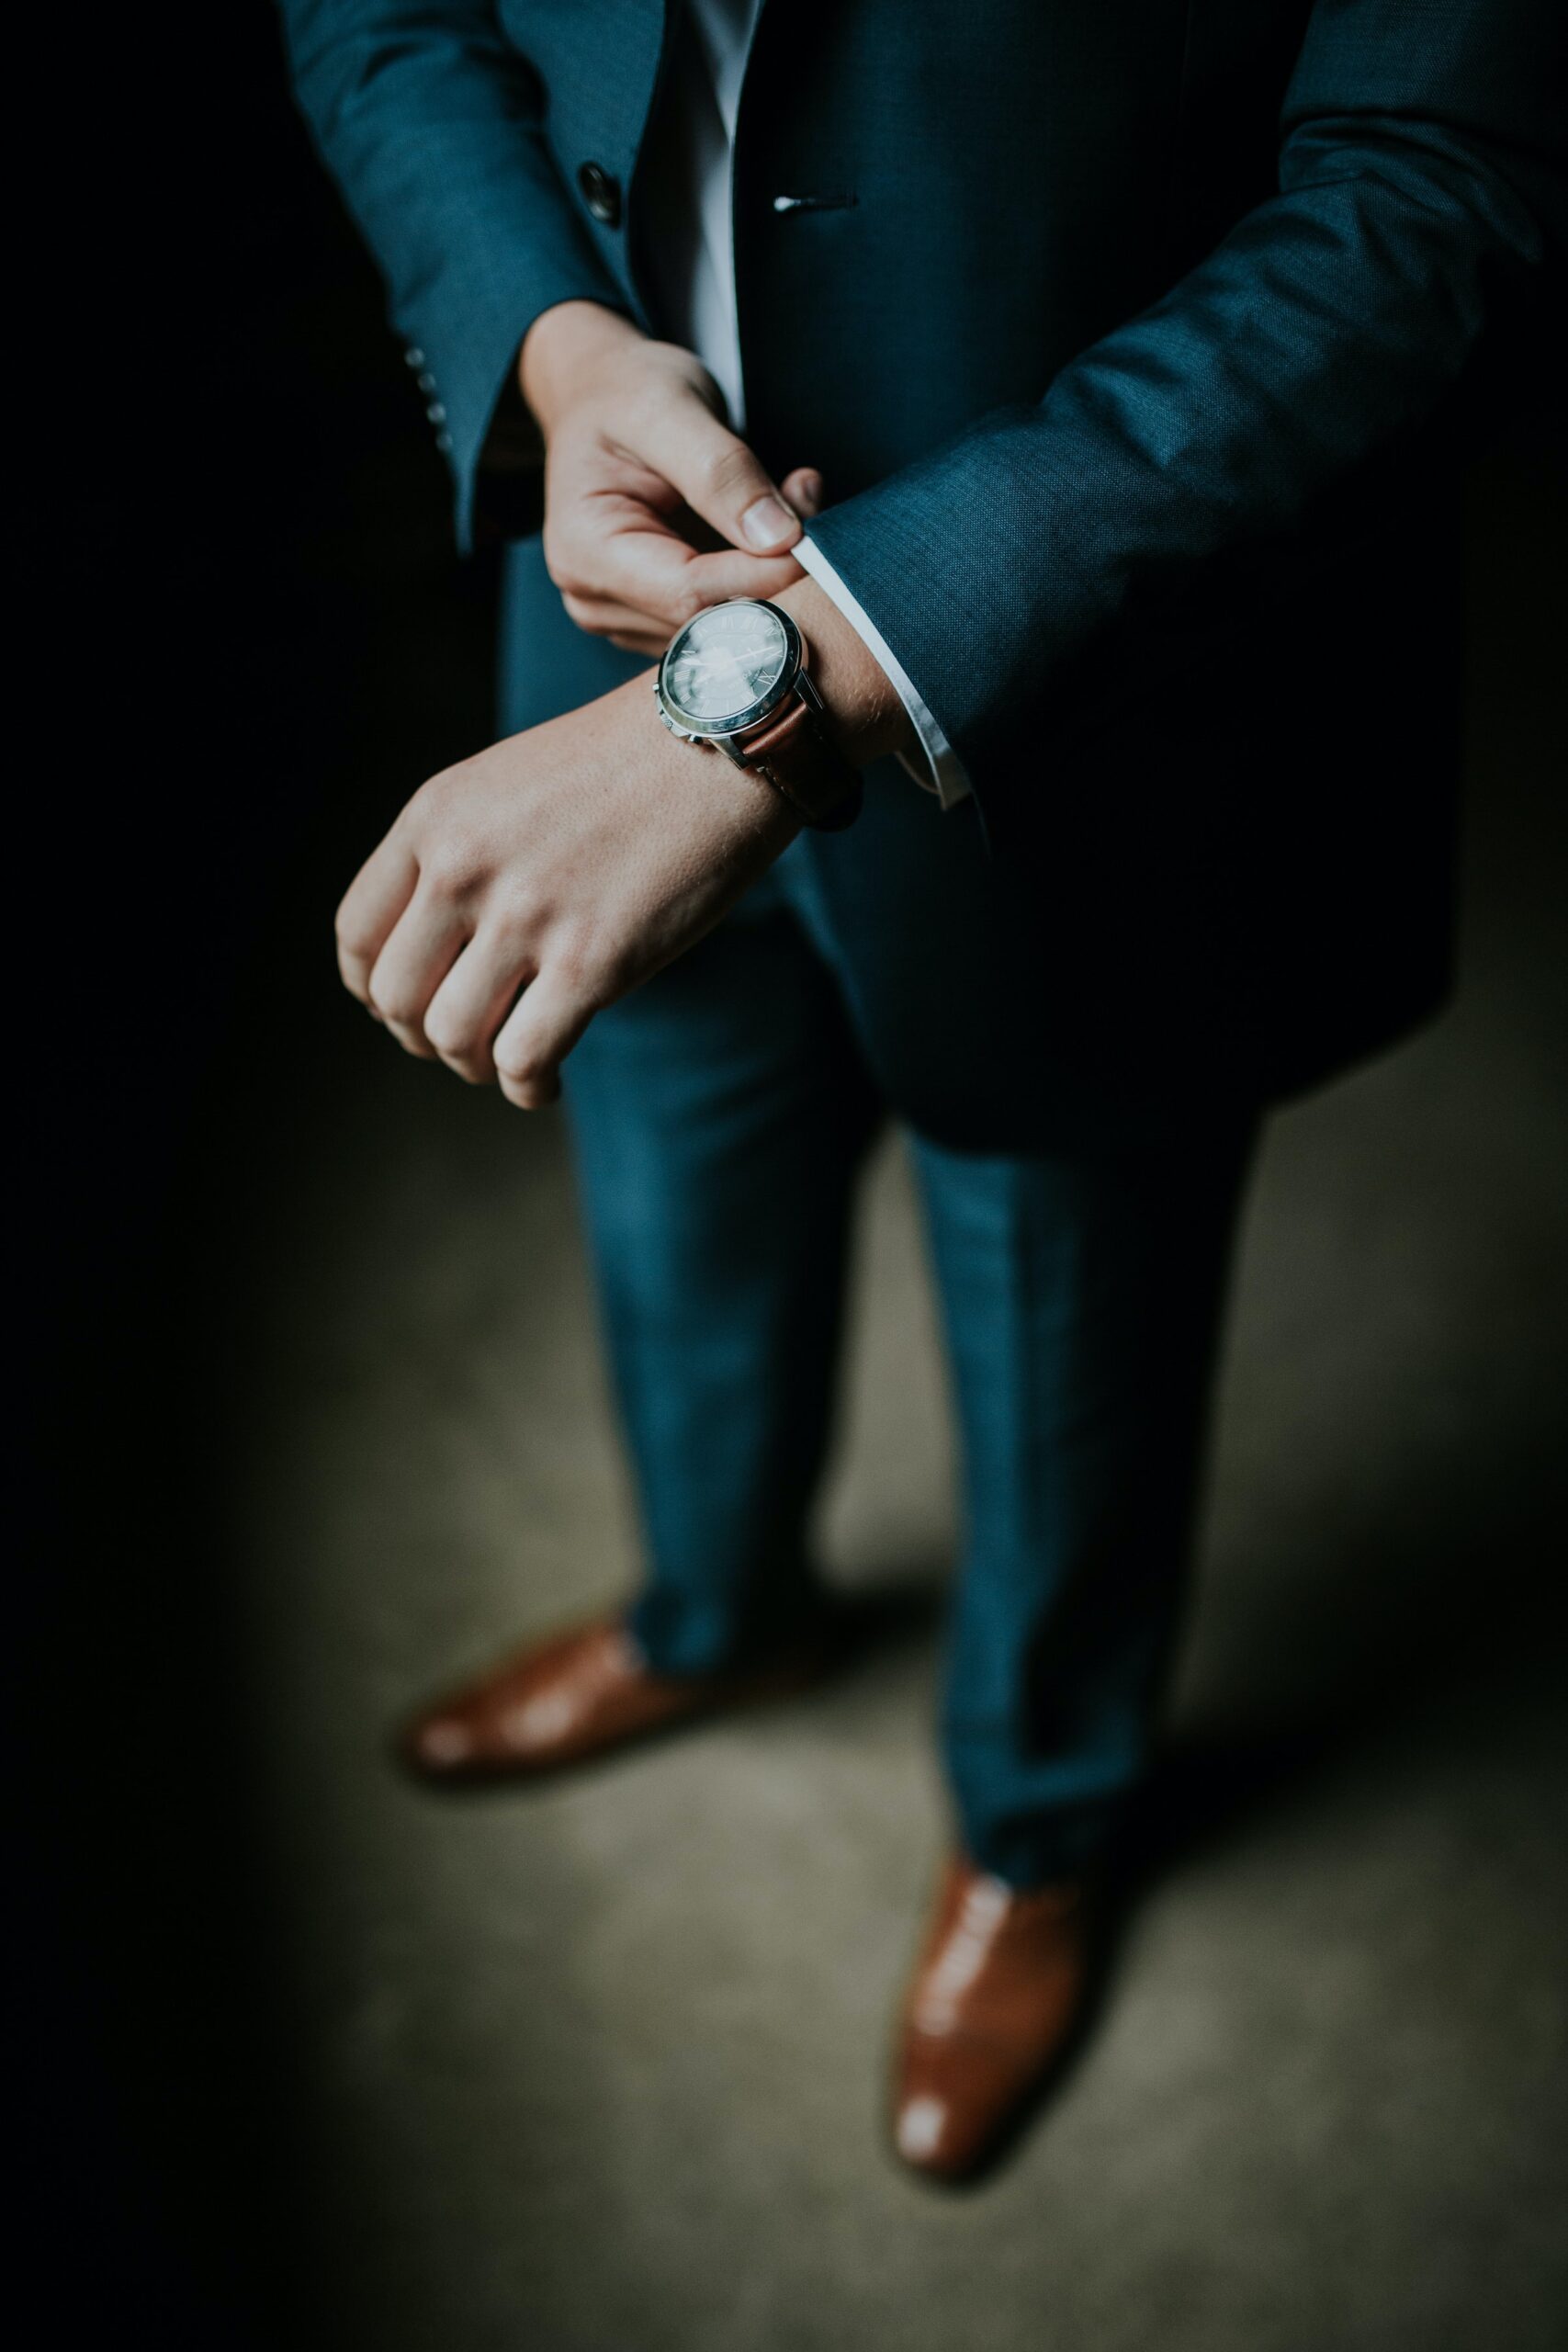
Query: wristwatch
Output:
[[654, 598, 863, 831]]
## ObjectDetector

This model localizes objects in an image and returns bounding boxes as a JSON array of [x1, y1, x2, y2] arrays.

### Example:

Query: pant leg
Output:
[[910, 1108, 1258, 1885], [562, 865, 883, 1675]]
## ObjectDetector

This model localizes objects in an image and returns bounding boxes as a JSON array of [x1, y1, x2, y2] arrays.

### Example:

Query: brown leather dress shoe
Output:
[[891, 1854, 1093, 2183], [400, 1613, 829, 1783]]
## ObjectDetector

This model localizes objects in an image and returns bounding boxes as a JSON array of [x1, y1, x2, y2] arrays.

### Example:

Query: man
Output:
[[279, 0, 1562, 2180]]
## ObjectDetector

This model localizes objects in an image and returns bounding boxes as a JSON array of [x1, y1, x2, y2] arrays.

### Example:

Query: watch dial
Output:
[[665, 602, 789, 724]]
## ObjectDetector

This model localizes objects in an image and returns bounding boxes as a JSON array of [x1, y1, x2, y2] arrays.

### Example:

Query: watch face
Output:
[[662, 601, 792, 729]]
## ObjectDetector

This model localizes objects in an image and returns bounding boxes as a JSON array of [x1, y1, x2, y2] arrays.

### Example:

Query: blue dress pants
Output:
[[562, 840, 1257, 1887]]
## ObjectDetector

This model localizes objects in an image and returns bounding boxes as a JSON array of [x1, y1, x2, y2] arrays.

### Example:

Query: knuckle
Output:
[[703, 441, 760, 503], [545, 926, 592, 989], [407, 764, 457, 817], [541, 527, 580, 594], [368, 984, 417, 1028], [400, 781, 457, 857], [420, 1001, 462, 1056], [501, 1072, 552, 1113], [491, 883, 546, 942], [420, 835, 481, 900], [494, 1040, 539, 1087], [334, 918, 377, 965], [552, 930, 615, 1004]]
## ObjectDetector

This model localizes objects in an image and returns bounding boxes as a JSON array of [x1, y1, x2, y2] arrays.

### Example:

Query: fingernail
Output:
[[741, 494, 795, 549], [798, 472, 824, 515]]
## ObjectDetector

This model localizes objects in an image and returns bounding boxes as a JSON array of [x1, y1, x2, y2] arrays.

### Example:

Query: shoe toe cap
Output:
[[404, 1712, 478, 1773], [894, 2092, 953, 2165]]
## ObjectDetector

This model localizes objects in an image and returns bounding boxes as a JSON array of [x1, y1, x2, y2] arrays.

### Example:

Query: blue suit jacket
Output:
[[280, 0, 1564, 1143]]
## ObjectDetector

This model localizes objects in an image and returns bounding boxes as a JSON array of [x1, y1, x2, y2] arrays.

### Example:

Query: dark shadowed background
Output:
[[20, 9, 1566, 2346]]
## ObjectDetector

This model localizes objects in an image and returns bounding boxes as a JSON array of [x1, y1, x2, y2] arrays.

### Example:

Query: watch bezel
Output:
[[655, 599, 803, 741]]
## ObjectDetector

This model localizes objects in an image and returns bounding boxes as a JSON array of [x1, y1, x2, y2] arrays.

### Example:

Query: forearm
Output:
[[804, 0, 1565, 806], [772, 579, 919, 773], [278, 0, 625, 550]]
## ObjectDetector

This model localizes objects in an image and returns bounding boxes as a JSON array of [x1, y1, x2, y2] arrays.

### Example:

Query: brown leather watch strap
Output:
[[736, 686, 863, 831]]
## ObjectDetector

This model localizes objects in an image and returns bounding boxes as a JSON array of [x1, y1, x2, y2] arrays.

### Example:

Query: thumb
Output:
[[648, 391, 803, 554], [780, 467, 825, 519]]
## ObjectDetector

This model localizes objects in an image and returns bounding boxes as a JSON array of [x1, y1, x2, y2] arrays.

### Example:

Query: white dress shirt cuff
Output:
[[793, 533, 972, 809]]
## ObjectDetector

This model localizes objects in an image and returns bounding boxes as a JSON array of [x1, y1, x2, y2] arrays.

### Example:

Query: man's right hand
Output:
[[518, 300, 822, 657]]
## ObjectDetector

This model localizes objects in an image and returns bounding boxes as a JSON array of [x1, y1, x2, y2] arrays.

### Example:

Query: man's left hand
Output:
[[334, 666, 800, 1106], [335, 578, 913, 1104]]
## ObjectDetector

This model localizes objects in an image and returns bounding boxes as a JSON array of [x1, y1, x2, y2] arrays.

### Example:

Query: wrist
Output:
[[519, 300, 645, 441], [654, 594, 872, 832], [631, 671, 805, 850], [772, 578, 919, 770]]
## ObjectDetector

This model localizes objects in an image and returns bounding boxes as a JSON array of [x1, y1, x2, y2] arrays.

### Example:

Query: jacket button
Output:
[[577, 161, 622, 227]]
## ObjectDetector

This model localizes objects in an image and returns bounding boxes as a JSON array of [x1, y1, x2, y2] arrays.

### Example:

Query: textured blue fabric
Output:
[[562, 849, 879, 1674], [564, 859, 1255, 1883], [910, 1118, 1254, 1881], [804, 0, 1566, 813], [278, 0, 639, 549]]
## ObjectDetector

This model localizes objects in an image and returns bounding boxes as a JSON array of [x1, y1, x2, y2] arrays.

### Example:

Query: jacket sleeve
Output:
[[277, 0, 629, 550], [803, 0, 1566, 818]]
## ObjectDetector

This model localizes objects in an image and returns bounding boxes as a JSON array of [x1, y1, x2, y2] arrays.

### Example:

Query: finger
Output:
[[677, 544, 812, 609], [558, 586, 677, 650], [639, 395, 802, 557], [492, 961, 598, 1111], [367, 883, 470, 1060], [335, 834, 418, 1005], [581, 523, 805, 630], [422, 927, 537, 1084], [779, 467, 824, 519]]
